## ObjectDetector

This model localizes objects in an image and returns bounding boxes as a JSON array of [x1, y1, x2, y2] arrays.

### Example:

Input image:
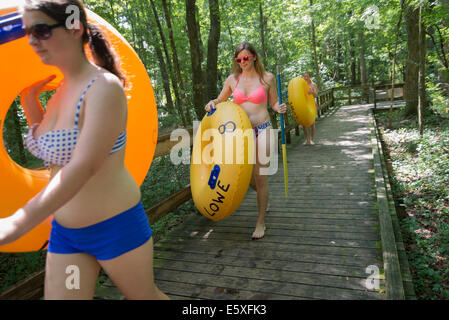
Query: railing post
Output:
[[373, 86, 377, 110], [331, 88, 335, 108]]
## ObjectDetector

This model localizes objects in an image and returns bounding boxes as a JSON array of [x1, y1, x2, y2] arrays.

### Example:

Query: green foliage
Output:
[[376, 109, 449, 300], [0, 251, 46, 293]]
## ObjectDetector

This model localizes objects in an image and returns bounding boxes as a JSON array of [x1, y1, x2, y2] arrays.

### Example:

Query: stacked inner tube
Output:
[[287, 77, 316, 127]]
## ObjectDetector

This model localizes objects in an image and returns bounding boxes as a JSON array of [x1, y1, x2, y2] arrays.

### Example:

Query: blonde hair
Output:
[[231, 42, 267, 85]]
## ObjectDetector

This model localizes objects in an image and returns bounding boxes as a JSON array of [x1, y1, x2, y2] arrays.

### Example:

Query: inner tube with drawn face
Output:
[[190, 101, 254, 221]]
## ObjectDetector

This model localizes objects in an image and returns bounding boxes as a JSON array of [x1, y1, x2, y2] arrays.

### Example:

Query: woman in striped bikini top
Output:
[[26, 76, 126, 169]]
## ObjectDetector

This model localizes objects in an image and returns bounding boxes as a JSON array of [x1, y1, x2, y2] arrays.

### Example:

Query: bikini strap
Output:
[[74, 75, 100, 128], [234, 74, 242, 88]]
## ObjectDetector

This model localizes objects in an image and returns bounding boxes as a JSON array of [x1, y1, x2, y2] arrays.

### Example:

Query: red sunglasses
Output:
[[234, 54, 254, 64]]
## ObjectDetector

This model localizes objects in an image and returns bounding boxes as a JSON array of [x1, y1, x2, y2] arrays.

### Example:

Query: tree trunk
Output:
[[419, 16, 428, 112], [186, 0, 206, 119], [358, 30, 367, 86], [309, 0, 322, 90], [405, 4, 420, 116], [161, 0, 192, 125], [206, 0, 221, 102], [349, 36, 356, 85], [438, 0, 449, 95], [147, 16, 176, 117], [12, 102, 27, 165], [259, 3, 267, 63]]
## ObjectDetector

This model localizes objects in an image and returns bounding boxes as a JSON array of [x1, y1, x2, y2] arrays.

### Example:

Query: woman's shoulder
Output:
[[84, 72, 127, 108], [225, 73, 239, 87], [94, 71, 124, 89], [263, 72, 275, 83]]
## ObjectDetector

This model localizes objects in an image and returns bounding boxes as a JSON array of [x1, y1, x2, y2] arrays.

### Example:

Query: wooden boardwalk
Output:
[[150, 103, 387, 300], [95, 102, 413, 300]]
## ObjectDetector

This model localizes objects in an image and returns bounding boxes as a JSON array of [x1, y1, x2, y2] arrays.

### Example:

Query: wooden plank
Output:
[[155, 236, 382, 260], [154, 240, 381, 268], [0, 270, 44, 300], [154, 250, 377, 279], [154, 269, 383, 300], [147, 185, 192, 225], [172, 223, 381, 242], [165, 227, 381, 249], [154, 128, 193, 158], [154, 259, 384, 293], [368, 112, 405, 299]]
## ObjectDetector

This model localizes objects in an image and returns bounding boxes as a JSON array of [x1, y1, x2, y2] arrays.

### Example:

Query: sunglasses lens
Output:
[[243, 56, 249, 61], [26, 24, 52, 40], [34, 24, 52, 40]]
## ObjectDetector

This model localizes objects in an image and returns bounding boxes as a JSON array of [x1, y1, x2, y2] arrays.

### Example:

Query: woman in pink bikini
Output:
[[205, 42, 287, 240]]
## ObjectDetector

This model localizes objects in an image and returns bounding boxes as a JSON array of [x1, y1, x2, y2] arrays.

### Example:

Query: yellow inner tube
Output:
[[190, 101, 254, 221], [288, 77, 316, 127]]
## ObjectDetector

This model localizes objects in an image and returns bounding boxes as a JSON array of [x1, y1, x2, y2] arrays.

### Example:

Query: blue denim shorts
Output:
[[47, 201, 152, 260]]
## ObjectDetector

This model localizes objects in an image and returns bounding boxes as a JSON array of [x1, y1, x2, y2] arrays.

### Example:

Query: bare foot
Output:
[[310, 140, 315, 145], [251, 224, 266, 240], [303, 140, 309, 145]]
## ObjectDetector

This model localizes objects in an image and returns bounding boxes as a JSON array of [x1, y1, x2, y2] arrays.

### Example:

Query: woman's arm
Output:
[[20, 75, 57, 126], [1, 74, 127, 245], [309, 83, 319, 98], [205, 75, 233, 112]]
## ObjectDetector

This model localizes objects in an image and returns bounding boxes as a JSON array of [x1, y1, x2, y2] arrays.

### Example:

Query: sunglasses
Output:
[[24, 22, 65, 40], [234, 54, 255, 64]]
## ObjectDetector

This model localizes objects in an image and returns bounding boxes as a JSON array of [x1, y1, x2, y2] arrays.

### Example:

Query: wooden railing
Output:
[[0, 82, 405, 299]]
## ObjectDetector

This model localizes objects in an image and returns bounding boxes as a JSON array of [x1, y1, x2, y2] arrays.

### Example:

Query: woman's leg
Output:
[[310, 123, 316, 145], [252, 126, 271, 239], [303, 126, 310, 144], [98, 237, 169, 300], [44, 252, 100, 300]]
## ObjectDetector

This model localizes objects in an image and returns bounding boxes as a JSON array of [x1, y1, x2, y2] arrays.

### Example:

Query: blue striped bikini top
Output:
[[26, 75, 126, 169]]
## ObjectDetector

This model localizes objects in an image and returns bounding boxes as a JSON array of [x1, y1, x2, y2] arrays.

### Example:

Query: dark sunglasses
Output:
[[234, 54, 254, 64], [24, 22, 65, 40]]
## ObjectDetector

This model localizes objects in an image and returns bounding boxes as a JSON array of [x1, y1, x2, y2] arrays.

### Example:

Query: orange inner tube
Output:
[[0, 6, 158, 252]]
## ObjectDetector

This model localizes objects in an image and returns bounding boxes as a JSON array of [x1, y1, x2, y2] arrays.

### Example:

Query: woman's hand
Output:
[[274, 102, 287, 114], [205, 99, 217, 113], [0, 214, 23, 246], [21, 74, 57, 100]]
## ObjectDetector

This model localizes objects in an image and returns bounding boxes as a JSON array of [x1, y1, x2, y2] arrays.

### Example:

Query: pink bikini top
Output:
[[233, 74, 268, 105]]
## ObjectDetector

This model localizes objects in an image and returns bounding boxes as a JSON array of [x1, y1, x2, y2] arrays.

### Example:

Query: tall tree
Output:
[[405, 2, 420, 116], [259, 2, 267, 63], [186, 0, 206, 119], [309, 0, 323, 89], [162, 0, 192, 125], [205, 0, 221, 101]]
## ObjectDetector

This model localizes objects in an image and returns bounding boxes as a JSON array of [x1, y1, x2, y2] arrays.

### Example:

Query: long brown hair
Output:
[[231, 42, 267, 84], [22, 0, 126, 85]]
